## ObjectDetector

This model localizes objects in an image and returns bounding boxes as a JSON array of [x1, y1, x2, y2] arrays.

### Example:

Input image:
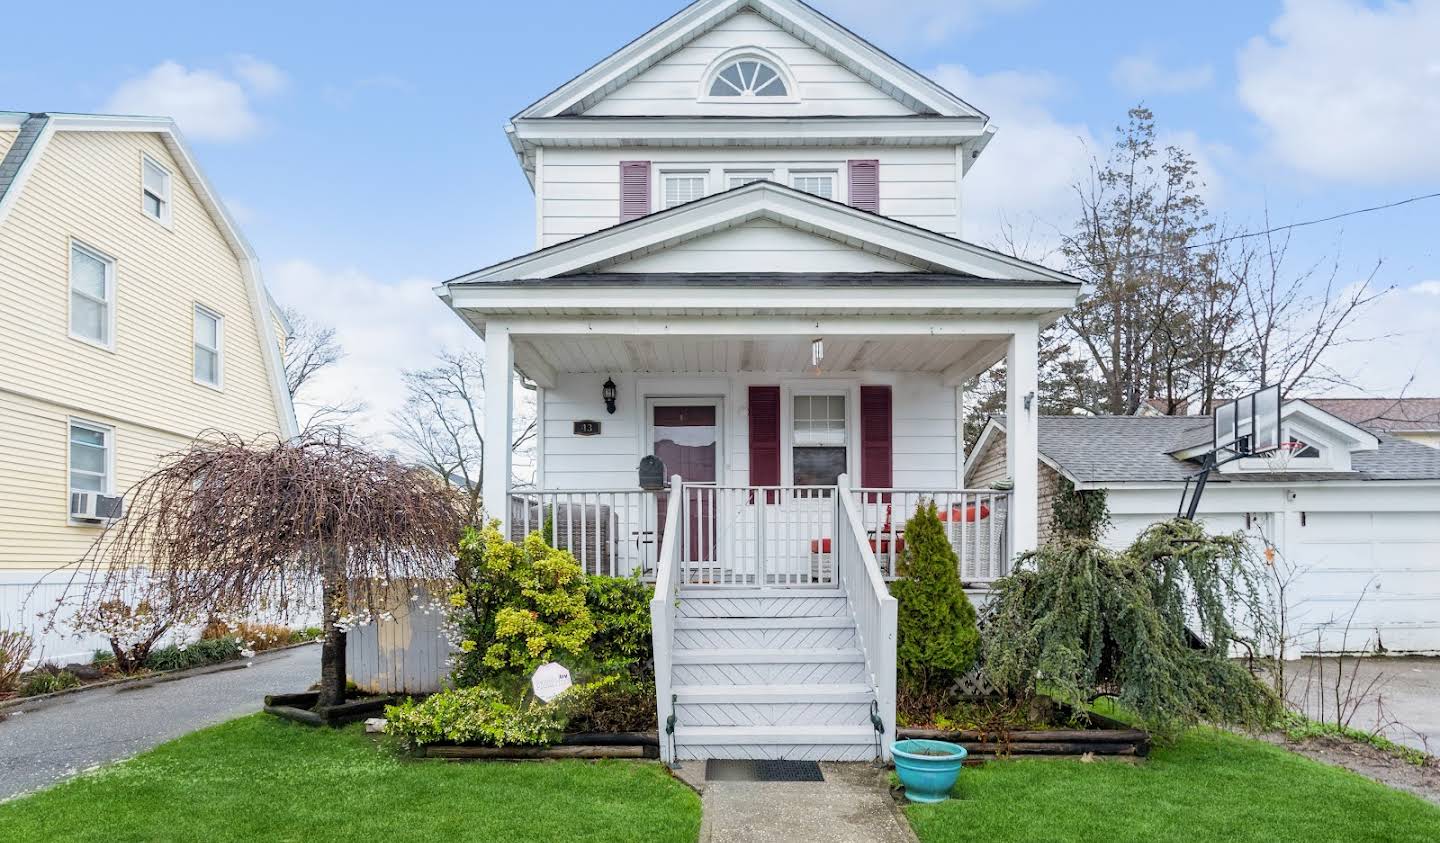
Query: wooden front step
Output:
[[674, 683, 875, 727], [672, 648, 867, 686], [673, 725, 878, 761], [673, 616, 857, 650], [676, 589, 848, 619]]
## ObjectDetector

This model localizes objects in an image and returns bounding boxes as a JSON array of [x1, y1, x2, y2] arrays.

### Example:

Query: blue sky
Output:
[[6, 0, 1438, 431]]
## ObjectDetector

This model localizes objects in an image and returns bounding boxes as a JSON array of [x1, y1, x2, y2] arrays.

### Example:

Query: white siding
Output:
[[540, 146, 961, 246], [597, 218, 921, 273], [539, 371, 960, 491], [587, 11, 916, 118]]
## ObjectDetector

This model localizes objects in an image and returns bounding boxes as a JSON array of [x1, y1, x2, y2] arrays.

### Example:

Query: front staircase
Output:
[[651, 477, 898, 764], [670, 589, 879, 761]]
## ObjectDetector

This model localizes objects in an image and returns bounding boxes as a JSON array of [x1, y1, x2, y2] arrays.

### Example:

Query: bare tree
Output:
[[281, 307, 365, 433], [391, 350, 537, 522], [59, 432, 465, 706]]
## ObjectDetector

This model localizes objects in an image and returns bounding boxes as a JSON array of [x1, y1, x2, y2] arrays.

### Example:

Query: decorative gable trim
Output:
[[0, 113, 298, 439], [514, 0, 986, 120], [443, 180, 1081, 286]]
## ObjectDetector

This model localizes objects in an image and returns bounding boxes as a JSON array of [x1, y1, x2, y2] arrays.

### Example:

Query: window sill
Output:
[[68, 333, 116, 354]]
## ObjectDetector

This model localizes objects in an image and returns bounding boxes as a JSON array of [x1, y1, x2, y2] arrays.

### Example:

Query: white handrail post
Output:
[[650, 474, 684, 765]]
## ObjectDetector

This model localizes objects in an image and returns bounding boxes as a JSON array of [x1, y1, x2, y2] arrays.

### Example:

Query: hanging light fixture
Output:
[[811, 338, 824, 372], [602, 377, 618, 414]]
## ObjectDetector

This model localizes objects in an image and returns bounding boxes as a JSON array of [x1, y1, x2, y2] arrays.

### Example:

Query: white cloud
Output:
[[104, 57, 286, 142], [268, 260, 475, 442], [1318, 280, 1440, 395], [1237, 0, 1440, 183], [814, 0, 1033, 45], [929, 64, 1095, 256], [230, 54, 288, 96], [1111, 54, 1214, 95]]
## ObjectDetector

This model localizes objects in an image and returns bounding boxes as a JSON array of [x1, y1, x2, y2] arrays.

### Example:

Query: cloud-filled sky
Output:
[[6, 0, 1438, 436]]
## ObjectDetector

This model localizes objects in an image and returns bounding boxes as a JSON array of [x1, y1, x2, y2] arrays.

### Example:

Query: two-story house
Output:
[[0, 111, 297, 663], [431, 0, 1082, 762]]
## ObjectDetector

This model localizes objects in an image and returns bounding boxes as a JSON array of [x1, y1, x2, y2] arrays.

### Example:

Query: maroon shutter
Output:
[[619, 161, 651, 222], [848, 159, 879, 213], [860, 385, 892, 490], [748, 387, 782, 493]]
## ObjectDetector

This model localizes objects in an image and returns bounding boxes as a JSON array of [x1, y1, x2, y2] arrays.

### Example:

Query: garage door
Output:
[[1285, 511, 1440, 654]]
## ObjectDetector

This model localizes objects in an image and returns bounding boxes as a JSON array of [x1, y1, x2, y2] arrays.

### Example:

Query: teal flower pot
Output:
[[892, 739, 967, 803]]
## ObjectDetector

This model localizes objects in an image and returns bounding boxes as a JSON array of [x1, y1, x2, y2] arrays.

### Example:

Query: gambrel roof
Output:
[[515, 0, 986, 120]]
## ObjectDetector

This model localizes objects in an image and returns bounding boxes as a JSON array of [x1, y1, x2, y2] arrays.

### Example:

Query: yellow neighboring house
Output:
[[0, 111, 297, 663]]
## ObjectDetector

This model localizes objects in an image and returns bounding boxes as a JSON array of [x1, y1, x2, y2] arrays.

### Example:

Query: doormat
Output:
[[704, 759, 825, 782]]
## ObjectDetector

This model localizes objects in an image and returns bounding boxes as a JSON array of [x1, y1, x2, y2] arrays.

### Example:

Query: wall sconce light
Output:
[[602, 377, 618, 414], [1024, 391, 1035, 412]]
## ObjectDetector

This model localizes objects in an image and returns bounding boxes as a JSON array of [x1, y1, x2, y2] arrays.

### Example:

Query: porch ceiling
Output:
[[515, 333, 1009, 381]]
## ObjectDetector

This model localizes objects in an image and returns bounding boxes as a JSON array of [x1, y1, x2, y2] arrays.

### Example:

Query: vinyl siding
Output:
[[586, 11, 916, 118], [965, 430, 1060, 542], [0, 130, 284, 573], [539, 371, 960, 491], [596, 218, 922, 273], [539, 146, 961, 247]]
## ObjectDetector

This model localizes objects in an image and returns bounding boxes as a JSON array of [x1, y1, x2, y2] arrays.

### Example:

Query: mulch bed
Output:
[[264, 691, 398, 727], [898, 702, 1150, 763]]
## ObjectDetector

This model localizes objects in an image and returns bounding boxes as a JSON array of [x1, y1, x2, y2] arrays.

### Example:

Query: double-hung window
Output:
[[69, 243, 114, 348], [790, 171, 836, 200], [792, 394, 847, 486], [142, 154, 172, 225], [193, 306, 223, 388], [726, 170, 773, 190], [662, 172, 707, 209], [69, 421, 112, 495]]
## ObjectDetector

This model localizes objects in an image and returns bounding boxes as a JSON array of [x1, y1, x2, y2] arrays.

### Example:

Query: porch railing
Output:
[[650, 476, 684, 766], [680, 484, 839, 588], [509, 488, 662, 578], [836, 474, 897, 761], [849, 488, 1012, 584]]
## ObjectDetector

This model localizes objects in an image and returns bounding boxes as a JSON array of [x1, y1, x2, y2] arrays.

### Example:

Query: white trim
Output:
[[442, 181, 1082, 287], [192, 303, 225, 390], [0, 114, 299, 439], [140, 151, 173, 228], [788, 168, 839, 202], [962, 416, 1076, 486], [67, 238, 117, 352], [658, 169, 710, 210], [780, 379, 858, 486], [67, 416, 115, 526], [698, 47, 799, 104], [513, 0, 985, 120]]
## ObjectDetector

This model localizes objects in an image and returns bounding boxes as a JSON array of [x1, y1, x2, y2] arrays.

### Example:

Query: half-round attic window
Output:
[[708, 58, 789, 97]]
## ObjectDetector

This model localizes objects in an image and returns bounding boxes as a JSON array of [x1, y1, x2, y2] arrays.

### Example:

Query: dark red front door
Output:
[[652, 405, 718, 564]]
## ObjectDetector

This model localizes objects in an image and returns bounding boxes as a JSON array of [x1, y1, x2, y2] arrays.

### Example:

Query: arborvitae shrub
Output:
[[889, 500, 980, 696]]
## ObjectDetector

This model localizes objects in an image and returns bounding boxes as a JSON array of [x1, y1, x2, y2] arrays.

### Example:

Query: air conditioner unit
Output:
[[70, 491, 124, 522]]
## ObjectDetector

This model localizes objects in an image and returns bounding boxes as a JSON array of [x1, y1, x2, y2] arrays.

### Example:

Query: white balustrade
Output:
[[679, 484, 839, 588], [849, 488, 1012, 584], [835, 474, 897, 761], [509, 488, 663, 578], [650, 476, 685, 765]]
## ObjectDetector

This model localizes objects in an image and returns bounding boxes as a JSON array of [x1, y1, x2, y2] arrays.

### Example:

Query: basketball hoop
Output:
[[1263, 440, 1304, 473]]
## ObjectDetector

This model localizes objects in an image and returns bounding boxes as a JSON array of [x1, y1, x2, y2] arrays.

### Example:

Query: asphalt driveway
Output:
[[1284, 657, 1440, 753], [0, 644, 319, 801]]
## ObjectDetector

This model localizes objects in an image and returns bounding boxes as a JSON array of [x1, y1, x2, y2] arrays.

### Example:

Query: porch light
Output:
[[602, 377, 618, 414], [811, 338, 824, 369]]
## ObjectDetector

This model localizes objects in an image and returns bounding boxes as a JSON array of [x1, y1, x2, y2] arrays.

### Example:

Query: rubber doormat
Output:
[[705, 759, 824, 782]]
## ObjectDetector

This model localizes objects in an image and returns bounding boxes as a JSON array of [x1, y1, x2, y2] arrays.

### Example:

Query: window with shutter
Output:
[[848, 159, 879, 213], [619, 161, 651, 222]]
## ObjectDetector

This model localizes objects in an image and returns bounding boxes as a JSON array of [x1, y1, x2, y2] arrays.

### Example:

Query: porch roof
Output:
[[460, 271, 1079, 289]]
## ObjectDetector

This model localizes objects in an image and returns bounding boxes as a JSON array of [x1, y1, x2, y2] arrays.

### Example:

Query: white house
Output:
[[967, 404, 1440, 656], [433, 0, 1082, 762]]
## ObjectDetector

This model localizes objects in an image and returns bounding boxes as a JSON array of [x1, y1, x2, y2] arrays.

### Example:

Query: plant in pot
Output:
[[888, 500, 979, 801]]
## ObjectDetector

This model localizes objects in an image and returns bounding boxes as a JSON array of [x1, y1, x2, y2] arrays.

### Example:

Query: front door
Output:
[[651, 403, 719, 568]]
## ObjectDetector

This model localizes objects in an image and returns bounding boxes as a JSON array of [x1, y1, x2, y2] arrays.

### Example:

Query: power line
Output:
[[1180, 190, 1440, 254]]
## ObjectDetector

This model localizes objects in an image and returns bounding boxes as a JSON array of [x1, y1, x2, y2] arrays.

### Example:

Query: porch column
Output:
[[1005, 321, 1040, 556], [483, 322, 514, 534]]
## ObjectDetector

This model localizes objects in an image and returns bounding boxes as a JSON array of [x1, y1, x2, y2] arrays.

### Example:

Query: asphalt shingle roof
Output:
[[995, 415, 1440, 484], [0, 114, 46, 205], [1305, 398, 1440, 433]]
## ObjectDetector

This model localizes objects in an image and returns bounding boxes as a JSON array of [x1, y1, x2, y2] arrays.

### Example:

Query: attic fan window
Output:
[[709, 59, 787, 97]]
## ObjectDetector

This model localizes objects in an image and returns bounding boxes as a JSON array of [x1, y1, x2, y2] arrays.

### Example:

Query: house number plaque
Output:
[[573, 420, 602, 436]]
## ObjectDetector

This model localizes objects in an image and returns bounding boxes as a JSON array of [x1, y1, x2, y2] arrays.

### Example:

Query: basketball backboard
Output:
[[1213, 384, 1281, 457]]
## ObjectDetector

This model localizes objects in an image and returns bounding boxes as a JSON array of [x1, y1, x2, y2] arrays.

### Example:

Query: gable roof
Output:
[[971, 415, 1440, 485], [441, 180, 1082, 288], [0, 111, 298, 439], [1305, 397, 1440, 434], [515, 0, 985, 120]]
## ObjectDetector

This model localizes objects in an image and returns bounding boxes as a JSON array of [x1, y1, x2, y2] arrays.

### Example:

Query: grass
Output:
[[1278, 710, 1431, 766], [0, 714, 700, 843], [904, 728, 1440, 843]]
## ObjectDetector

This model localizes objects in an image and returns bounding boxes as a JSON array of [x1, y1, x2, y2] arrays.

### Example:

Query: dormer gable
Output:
[[515, 0, 985, 120], [1168, 400, 1382, 475]]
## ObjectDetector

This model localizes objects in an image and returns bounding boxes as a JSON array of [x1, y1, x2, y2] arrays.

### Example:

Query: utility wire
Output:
[[1168, 190, 1440, 255]]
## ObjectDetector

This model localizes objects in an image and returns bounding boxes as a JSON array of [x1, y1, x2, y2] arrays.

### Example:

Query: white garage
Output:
[[968, 402, 1440, 655]]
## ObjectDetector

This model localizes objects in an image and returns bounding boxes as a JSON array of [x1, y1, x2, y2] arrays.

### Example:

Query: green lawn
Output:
[[905, 728, 1440, 843], [0, 714, 700, 843]]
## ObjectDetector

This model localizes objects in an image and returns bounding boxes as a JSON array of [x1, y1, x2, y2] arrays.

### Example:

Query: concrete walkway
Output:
[[0, 644, 319, 801], [678, 762, 916, 842], [1283, 657, 1440, 753]]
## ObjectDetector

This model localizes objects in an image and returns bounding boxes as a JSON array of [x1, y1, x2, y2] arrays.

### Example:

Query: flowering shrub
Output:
[[385, 685, 571, 748], [447, 525, 594, 687]]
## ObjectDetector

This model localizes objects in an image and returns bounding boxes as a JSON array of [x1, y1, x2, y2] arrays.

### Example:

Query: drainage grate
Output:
[[704, 759, 824, 782]]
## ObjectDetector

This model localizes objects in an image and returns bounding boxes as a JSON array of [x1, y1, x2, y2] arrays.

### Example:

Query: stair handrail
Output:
[[650, 474, 684, 765], [835, 474, 898, 762]]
